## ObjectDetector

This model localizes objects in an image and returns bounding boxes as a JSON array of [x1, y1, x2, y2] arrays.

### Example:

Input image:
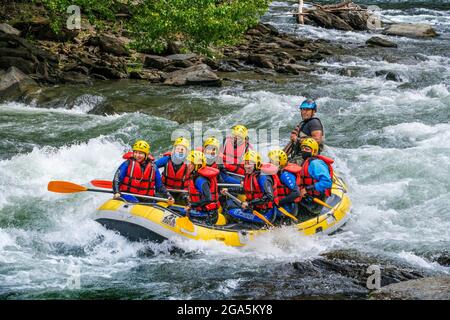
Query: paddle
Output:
[[90, 180, 240, 192], [275, 205, 299, 222], [48, 180, 195, 232], [312, 197, 333, 210], [48, 181, 172, 202], [222, 191, 274, 227]]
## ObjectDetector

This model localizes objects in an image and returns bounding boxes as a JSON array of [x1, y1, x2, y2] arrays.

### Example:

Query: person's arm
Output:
[[155, 156, 169, 168], [155, 167, 173, 200], [112, 161, 129, 194], [308, 161, 332, 194], [308, 119, 324, 146], [279, 172, 301, 205], [189, 177, 212, 208]]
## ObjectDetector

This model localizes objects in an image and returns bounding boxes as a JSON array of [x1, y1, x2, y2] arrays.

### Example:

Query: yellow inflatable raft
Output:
[[95, 173, 351, 247]]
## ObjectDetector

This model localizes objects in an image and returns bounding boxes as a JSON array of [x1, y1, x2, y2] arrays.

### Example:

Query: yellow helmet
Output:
[[186, 150, 206, 171], [231, 125, 248, 139], [243, 150, 262, 170], [173, 137, 190, 149], [268, 149, 288, 167], [132, 140, 150, 155], [203, 136, 220, 150], [300, 137, 319, 157]]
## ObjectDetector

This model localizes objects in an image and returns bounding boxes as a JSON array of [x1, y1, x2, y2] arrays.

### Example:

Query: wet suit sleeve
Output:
[[248, 175, 274, 207], [279, 172, 301, 205], [189, 177, 212, 208], [113, 161, 129, 193], [308, 160, 332, 194], [154, 166, 172, 198], [155, 156, 169, 168]]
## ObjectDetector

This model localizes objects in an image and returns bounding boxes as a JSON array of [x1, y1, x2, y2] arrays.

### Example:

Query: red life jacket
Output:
[[273, 163, 302, 203], [243, 171, 279, 211], [188, 167, 220, 212], [161, 152, 189, 190], [301, 155, 334, 197], [220, 137, 249, 175], [119, 158, 156, 196]]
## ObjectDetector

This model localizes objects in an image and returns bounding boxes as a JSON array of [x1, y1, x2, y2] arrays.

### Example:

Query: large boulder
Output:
[[307, 8, 354, 31], [370, 277, 450, 300], [162, 64, 221, 87], [89, 34, 129, 56], [366, 36, 398, 48], [0, 66, 40, 102], [382, 23, 438, 38], [143, 54, 172, 69]]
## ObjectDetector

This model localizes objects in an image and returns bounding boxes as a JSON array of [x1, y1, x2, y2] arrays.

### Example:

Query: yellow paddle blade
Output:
[[47, 181, 87, 194], [176, 217, 195, 233], [215, 213, 227, 226], [278, 206, 299, 222], [313, 198, 333, 209], [252, 210, 274, 227]]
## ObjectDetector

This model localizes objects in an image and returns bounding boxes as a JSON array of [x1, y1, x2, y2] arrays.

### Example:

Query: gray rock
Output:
[[0, 56, 36, 74], [143, 55, 171, 69], [0, 66, 39, 102], [382, 23, 438, 38], [166, 53, 198, 61], [370, 277, 450, 300], [129, 69, 162, 82], [247, 54, 275, 69], [96, 34, 129, 56], [307, 8, 353, 31], [163, 64, 221, 87], [366, 36, 398, 48], [336, 11, 369, 31], [276, 38, 300, 49], [0, 23, 21, 36]]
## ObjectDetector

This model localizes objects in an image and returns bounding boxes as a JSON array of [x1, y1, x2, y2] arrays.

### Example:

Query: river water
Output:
[[0, 1, 449, 299]]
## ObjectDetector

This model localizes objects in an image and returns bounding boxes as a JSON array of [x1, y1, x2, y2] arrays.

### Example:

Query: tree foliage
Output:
[[38, 0, 270, 54]]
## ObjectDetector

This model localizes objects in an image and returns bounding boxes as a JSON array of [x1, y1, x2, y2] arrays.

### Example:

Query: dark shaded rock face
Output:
[[307, 8, 353, 31], [0, 30, 59, 82], [13, 16, 79, 42], [0, 66, 40, 102]]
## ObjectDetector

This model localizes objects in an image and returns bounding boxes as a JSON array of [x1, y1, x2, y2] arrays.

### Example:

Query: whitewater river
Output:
[[0, 0, 449, 299]]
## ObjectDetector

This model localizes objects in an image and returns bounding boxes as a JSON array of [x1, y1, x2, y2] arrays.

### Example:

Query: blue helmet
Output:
[[299, 99, 317, 110]]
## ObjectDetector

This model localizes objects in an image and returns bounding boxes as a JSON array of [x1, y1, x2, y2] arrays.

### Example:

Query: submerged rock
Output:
[[370, 277, 450, 300], [382, 23, 438, 38], [366, 36, 398, 48]]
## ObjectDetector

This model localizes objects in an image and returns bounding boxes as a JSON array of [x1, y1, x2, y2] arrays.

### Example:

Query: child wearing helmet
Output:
[[184, 150, 221, 225], [155, 137, 191, 203], [220, 125, 253, 176], [299, 138, 333, 213], [288, 99, 324, 161], [113, 140, 174, 205], [221, 150, 279, 225], [203, 136, 242, 185], [268, 149, 302, 222]]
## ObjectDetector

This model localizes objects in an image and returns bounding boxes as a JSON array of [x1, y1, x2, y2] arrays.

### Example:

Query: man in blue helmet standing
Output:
[[287, 99, 324, 162]]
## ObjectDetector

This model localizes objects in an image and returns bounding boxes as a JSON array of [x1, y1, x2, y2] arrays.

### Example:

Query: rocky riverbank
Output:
[[2, 1, 426, 104]]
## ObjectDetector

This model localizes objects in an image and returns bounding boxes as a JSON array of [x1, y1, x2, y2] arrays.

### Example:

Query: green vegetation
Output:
[[38, 0, 271, 54]]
